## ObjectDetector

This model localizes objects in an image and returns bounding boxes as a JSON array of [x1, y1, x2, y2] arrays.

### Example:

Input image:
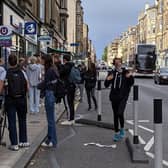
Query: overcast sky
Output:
[[82, 0, 155, 59]]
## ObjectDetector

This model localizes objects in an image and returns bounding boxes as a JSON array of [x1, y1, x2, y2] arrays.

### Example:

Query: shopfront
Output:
[[2, 3, 25, 58]]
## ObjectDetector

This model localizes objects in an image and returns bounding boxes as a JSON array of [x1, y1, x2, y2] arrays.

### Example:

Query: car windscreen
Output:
[[137, 45, 156, 55], [160, 68, 168, 73]]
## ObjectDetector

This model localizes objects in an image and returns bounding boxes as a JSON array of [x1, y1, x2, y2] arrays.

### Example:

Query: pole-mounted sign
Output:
[[24, 22, 37, 35], [0, 26, 12, 47]]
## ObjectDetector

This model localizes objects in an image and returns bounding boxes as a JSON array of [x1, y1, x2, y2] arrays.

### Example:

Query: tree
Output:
[[102, 46, 108, 61]]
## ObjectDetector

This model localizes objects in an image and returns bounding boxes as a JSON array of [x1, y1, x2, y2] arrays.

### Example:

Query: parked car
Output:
[[154, 67, 168, 84]]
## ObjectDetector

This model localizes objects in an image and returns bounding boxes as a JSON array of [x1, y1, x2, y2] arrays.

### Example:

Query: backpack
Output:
[[51, 67, 67, 103], [6, 68, 27, 98], [54, 79, 67, 103], [68, 66, 81, 84]]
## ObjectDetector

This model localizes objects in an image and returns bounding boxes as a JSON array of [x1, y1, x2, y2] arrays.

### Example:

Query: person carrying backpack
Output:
[[5, 55, 29, 151], [61, 54, 81, 125]]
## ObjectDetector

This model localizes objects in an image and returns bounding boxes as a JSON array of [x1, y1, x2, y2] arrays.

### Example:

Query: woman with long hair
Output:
[[40, 54, 58, 147], [84, 63, 97, 111]]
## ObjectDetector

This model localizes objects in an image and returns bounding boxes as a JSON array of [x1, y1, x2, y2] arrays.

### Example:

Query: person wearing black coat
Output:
[[84, 63, 97, 111], [104, 58, 134, 141]]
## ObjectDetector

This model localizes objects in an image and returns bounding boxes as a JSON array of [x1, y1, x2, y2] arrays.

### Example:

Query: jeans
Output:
[[67, 84, 76, 121], [78, 84, 84, 101], [29, 86, 40, 113], [6, 97, 27, 145], [86, 88, 97, 108], [45, 90, 57, 145]]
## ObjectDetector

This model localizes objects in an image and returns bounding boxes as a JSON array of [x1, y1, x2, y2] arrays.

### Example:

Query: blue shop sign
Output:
[[25, 22, 37, 35]]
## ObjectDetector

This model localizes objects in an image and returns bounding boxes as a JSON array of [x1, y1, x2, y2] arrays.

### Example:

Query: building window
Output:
[[61, 18, 65, 37], [39, 0, 45, 22], [48, 0, 51, 20], [61, 0, 67, 8]]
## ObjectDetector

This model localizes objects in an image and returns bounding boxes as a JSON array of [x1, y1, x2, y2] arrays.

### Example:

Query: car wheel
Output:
[[157, 78, 161, 85]]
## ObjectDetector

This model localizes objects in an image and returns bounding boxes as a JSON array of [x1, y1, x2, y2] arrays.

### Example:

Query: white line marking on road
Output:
[[146, 152, 168, 167], [144, 136, 154, 152], [128, 129, 146, 145], [126, 120, 150, 123], [84, 142, 117, 149], [57, 128, 76, 147], [126, 120, 154, 133], [138, 125, 154, 133]]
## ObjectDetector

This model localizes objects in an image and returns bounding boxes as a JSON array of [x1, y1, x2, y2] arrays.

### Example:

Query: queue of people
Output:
[[0, 53, 134, 151]]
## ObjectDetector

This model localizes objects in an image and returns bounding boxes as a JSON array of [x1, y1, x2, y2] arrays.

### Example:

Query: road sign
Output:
[[0, 26, 12, 47], [70, 43, 79, 47], [38, 35, 51, 41], [24, 22, 37, 35]]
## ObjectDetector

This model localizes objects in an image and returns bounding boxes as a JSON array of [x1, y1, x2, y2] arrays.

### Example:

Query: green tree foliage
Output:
[[102, 46, 107, 61]]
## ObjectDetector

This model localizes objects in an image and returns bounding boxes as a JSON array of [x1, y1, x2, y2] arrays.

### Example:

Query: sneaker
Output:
[[120, 128, 125, 138], [61, 120, 75, 125], [19, 142, 30, 148], [9, 145, 19, 151], [113, 133, 121, 142], [41, 141, 54, 147]]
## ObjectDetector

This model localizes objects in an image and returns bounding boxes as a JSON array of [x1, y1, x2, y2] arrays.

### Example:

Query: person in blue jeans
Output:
[[40, 54, 58, 147]]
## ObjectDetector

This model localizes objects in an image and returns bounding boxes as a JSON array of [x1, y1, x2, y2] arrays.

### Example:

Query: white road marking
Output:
[[138, 125, 154, 133], [126, 120, 150, 123], [84, 142, 117, 149], [128, 129, 146, 145], [126, 120, 154, 133], [146, 152, 168, 167], [144, 136, 154, 152]]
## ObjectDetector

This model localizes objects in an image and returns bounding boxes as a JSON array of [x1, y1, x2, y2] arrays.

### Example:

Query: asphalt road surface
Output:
[[27, 77, 168, 168]]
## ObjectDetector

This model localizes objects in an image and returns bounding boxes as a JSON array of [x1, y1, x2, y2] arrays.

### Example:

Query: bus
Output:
[[135, 44, 157, 74]]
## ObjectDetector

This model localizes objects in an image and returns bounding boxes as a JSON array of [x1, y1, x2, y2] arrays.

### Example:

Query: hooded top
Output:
[[104, 68, 134, 101], [26, 64, 41, 87]]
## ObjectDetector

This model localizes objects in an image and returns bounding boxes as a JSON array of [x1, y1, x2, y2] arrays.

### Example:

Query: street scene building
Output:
[[1, 1, 168, 168], [0, 0, 93, 62], [106, 0, 168, 67]]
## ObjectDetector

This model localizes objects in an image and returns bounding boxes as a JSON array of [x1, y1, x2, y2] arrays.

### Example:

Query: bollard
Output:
[[154, 99, 163, 168], [133, 85, 139, 144], [97, 80, 102, 121]]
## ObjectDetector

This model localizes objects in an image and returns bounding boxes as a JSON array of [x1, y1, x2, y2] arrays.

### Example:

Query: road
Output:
[[27, 76, 168, 168]]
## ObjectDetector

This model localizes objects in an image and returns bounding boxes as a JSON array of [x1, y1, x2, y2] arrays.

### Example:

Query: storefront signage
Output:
[[0, 26, 12, 36], [0, 26, 12, 47], [25, 22, 37, 35], [38, 35, 51, 41], [10, 15, 23, 34], [70, 43, 79, 47]]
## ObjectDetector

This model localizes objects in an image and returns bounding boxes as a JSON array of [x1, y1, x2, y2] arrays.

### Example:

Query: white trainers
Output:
[[9, 145, 19, 151], [19, 142, 30, 148], [41, 142, 54, 147], [61, 120, 75, 125]]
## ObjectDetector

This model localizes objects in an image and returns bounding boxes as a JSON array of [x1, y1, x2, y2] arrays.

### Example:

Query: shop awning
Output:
[[47, 47, 71, 55]]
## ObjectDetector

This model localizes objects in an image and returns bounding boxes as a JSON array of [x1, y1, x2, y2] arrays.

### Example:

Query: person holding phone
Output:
[[104, 58, 134, 141]]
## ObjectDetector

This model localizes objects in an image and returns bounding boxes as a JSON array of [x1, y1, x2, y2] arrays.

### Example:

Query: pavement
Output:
[[0, 101, 65, 168], [26, 85, 155, 168]]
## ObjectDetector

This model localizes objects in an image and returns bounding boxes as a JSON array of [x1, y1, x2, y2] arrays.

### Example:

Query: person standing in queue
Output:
[[84, 62, 97, 111], [5, 55, 29, 151], [104, 58, 134, 141], [40, 55, 58, 147]]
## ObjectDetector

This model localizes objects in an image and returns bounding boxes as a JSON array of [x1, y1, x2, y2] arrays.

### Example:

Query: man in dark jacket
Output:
[[60, 54, 76, 125], [104, 58, 134, 141]]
